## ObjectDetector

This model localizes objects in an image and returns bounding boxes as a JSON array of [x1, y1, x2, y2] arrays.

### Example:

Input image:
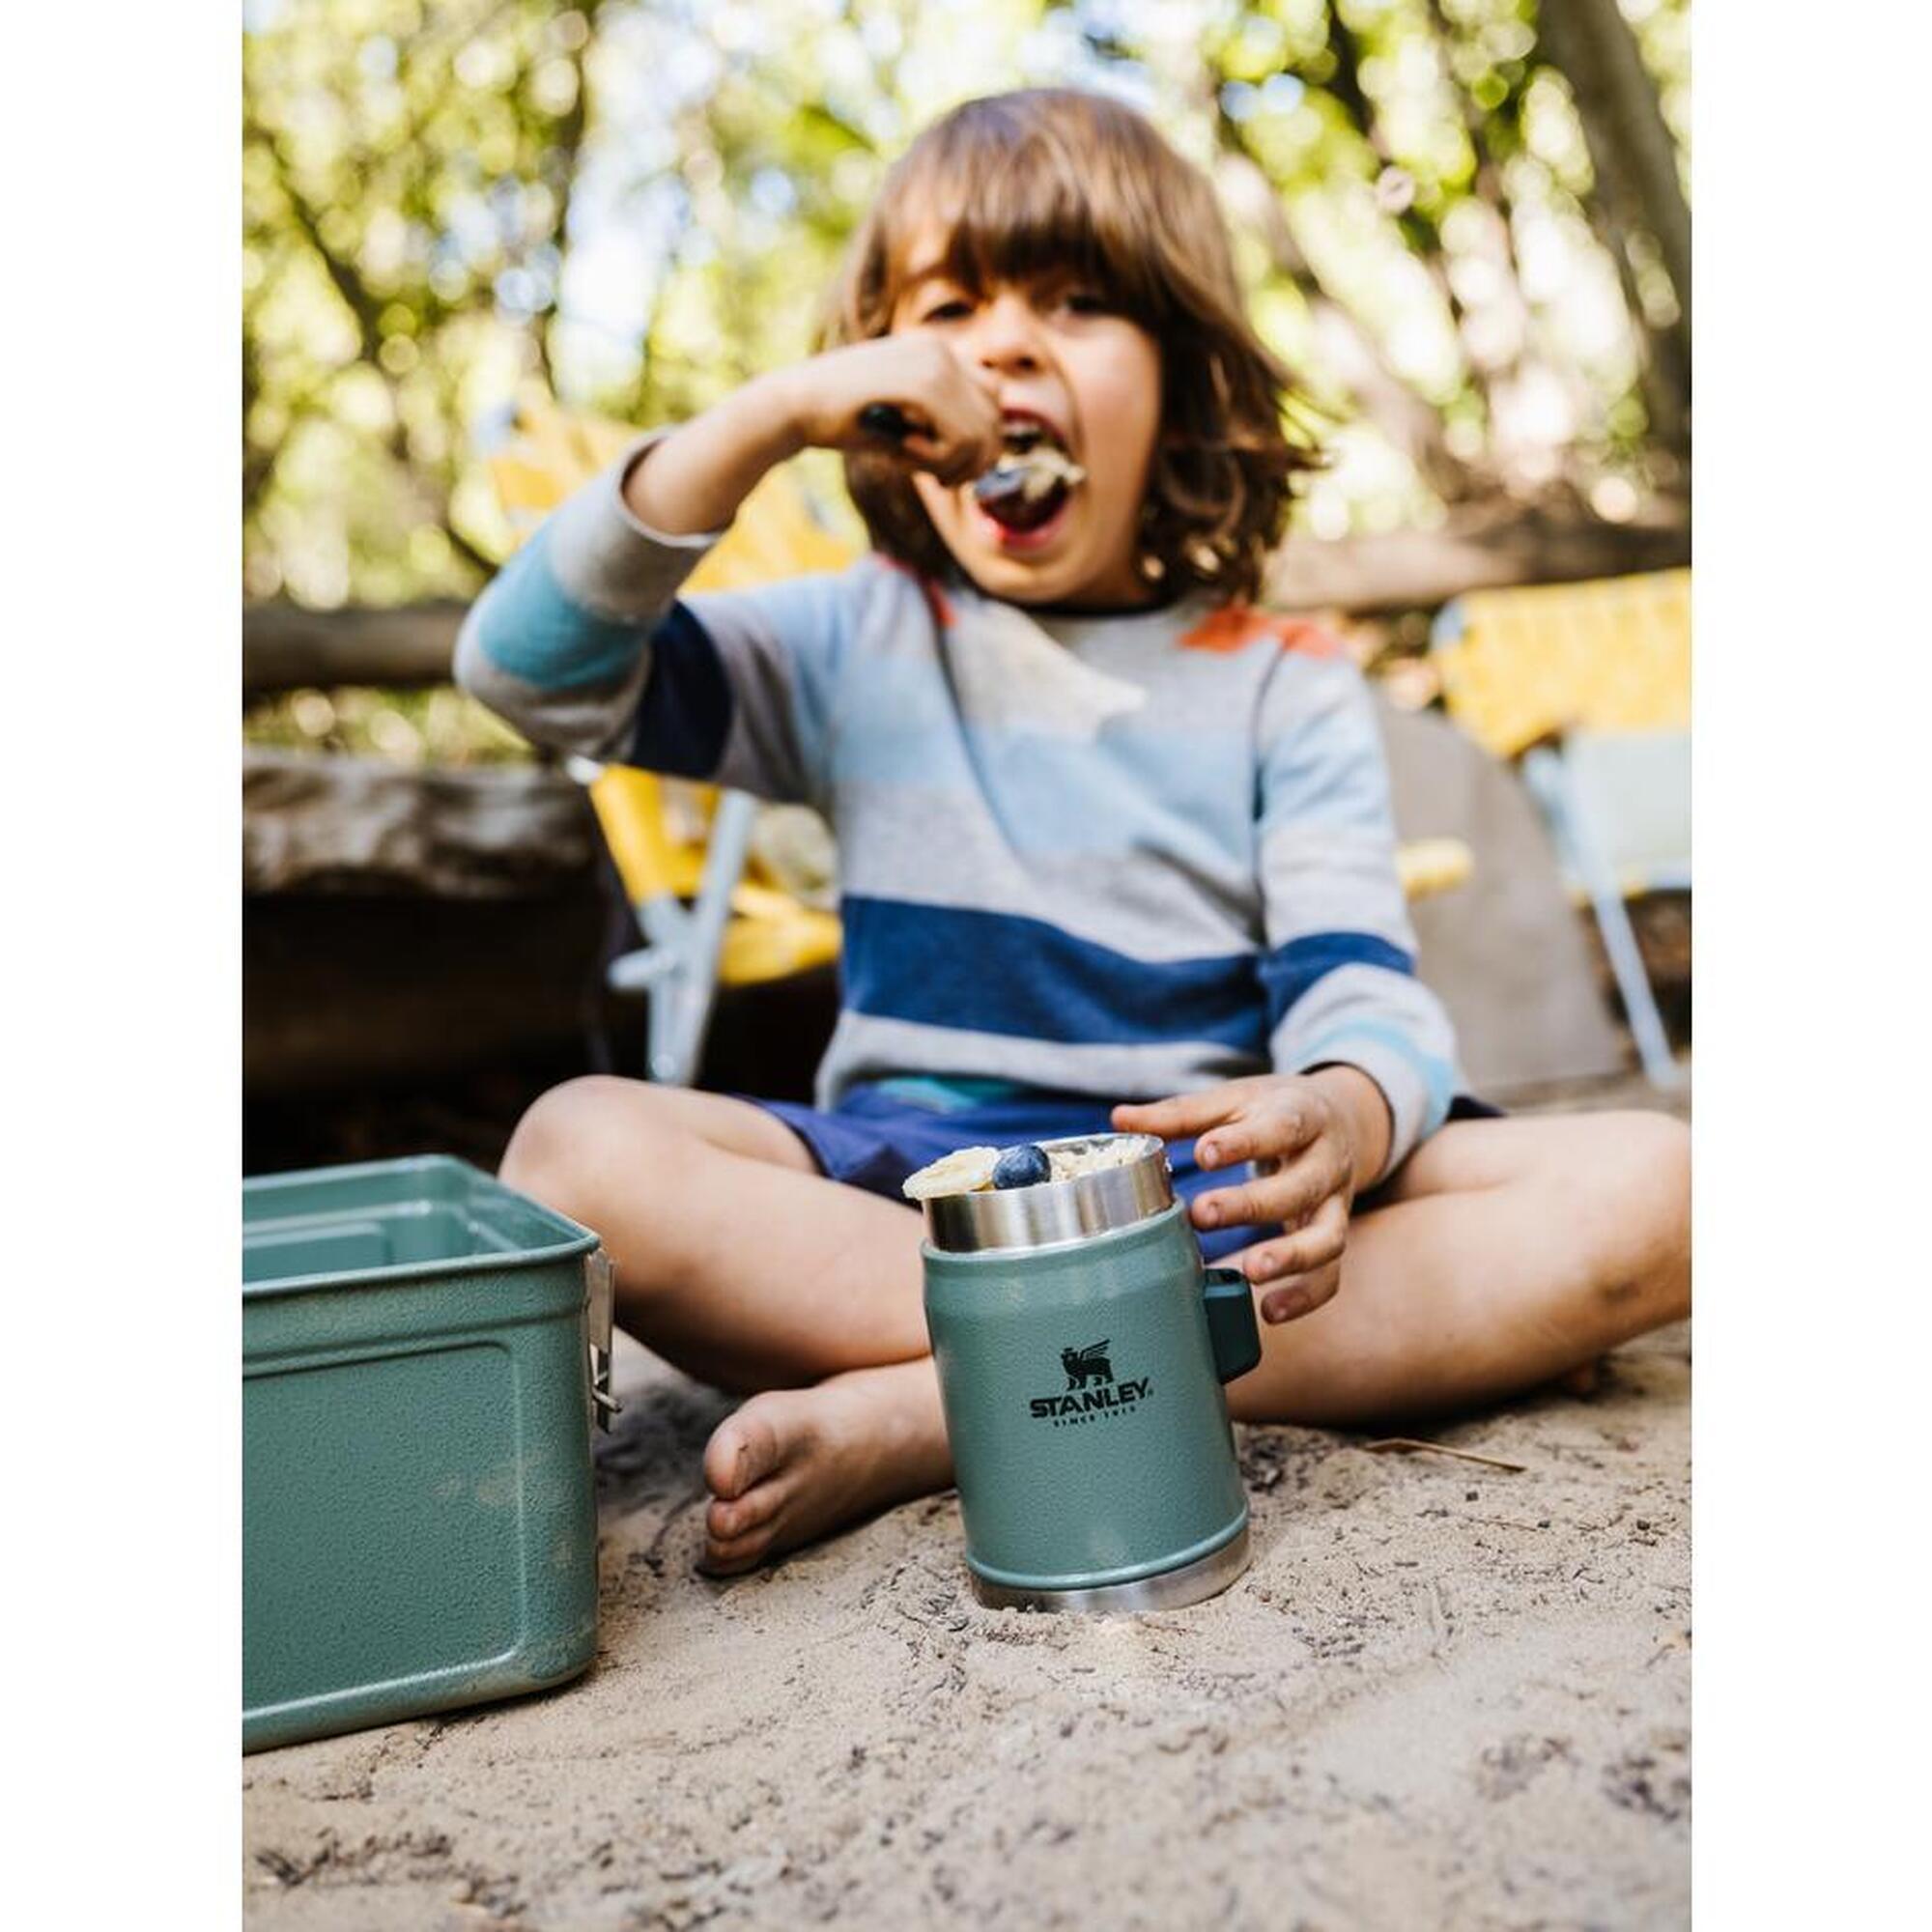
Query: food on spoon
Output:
[[971, 420, 1088, 532], [901, 1146, 1002, 1202], [972, 444, 1087, 506]]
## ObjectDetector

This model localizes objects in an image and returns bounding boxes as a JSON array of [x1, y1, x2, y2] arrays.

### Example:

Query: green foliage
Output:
[[246, 682, 534, 765], [242, 0, 1690, 608]]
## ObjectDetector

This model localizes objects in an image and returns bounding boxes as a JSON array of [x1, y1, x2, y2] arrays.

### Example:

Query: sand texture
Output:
[[243, 1317, 1690, 1930]]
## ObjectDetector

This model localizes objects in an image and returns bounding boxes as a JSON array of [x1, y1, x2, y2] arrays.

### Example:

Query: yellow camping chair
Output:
[[1431, 569, 1690, 1088], [487, 386, 846, 1083]]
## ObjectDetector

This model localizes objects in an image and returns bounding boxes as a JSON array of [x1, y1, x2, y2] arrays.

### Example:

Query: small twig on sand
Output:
[[1361, 1437, 1528, 1473]]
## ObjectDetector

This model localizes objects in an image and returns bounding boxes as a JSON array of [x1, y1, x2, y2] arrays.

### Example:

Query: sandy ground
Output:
[[243, 1080, 1690, 1930]]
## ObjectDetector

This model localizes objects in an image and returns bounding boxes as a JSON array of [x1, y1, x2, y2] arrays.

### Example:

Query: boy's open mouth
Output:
[[971, 416, 1086, 537]]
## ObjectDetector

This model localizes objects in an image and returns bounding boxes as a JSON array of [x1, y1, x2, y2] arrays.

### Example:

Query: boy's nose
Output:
[[971, 289, 1046, 374]]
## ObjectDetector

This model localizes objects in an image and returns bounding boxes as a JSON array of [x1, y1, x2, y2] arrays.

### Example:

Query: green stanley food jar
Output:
[[921, 1134, 1263, 1612]]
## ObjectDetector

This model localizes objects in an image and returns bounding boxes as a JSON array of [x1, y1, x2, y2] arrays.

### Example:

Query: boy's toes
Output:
[[706, 1483, 783, 1546], [703, 1404, 783, 1503], [697, 1515, 782, 1577]]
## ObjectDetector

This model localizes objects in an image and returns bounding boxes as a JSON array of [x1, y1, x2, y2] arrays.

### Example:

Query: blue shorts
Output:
[[745, 1078, 1500, 1264]]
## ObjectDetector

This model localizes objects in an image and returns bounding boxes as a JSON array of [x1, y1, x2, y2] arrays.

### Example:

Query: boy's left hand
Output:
[[1111, 1069, 1392, 1323]]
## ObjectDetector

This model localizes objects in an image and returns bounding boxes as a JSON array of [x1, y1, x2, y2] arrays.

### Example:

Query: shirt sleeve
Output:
[[1255, 651, 1463, 1181], [453, 434, 858, 810]]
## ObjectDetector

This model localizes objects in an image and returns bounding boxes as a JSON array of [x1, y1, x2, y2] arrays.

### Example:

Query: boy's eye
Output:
[[1062, 290, 1113, 316], [922, 298, 974, 323]]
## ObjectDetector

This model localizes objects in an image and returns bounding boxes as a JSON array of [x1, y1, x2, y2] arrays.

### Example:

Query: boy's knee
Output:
[[1587, 1110, 1690, 1319], [1617, 1110, 1690, 1235], [501, 1074, 594, 1181], [1644, 1109, 1690, 1192], [1531, 1108, 1687, 1214], [499, 1075, 657, 1222]]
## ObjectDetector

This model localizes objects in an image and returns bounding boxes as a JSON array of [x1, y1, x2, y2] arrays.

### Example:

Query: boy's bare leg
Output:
[[701, 1111, 1688, 1569], [497, 1077, 952, 1570], [1223, 1109, 1690, 1427], [499, 1076, 933, 1388], [501, 1082, 1688, 1572]]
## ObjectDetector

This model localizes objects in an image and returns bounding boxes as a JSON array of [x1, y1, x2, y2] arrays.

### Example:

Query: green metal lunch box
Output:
[[242, 1155, 616, 1753]]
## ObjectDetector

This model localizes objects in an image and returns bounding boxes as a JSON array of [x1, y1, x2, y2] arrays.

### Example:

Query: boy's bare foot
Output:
[[698, 1359, 952, 1574]]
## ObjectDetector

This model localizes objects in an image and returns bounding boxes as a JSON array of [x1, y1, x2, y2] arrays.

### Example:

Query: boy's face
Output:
[[890, 234, 1163, 608]]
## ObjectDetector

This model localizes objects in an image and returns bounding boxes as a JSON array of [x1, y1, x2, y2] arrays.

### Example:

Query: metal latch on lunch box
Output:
[[584, 1249, 621, 1429]]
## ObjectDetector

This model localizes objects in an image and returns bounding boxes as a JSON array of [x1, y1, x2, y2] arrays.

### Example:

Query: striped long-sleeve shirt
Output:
[[456, 442, 1463, 1180]]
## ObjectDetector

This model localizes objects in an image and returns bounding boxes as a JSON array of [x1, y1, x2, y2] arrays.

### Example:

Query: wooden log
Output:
[[243, 749, 596, 898], [244, 889, 608, 1096], [242, 750, 609, 1093], [241, 502, 1690, 698], [241, 752, 842, 1098], [1267, 500, 1690, 614], [242, 600, 467, 696]]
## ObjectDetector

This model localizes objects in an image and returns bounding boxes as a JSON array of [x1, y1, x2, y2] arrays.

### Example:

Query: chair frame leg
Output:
[[605, 788, 760, 1087], [576, 747, 767, 1088], [655, 789, 756, 1085], [1522, 747, 1684, 1091]]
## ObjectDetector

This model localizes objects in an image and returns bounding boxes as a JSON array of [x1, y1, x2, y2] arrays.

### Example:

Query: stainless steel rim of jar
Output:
[[921, 1133, 1175, 1255]]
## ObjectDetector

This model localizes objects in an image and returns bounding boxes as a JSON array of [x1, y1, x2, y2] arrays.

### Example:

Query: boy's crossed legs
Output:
[[501, 1077, 1690, 1575]]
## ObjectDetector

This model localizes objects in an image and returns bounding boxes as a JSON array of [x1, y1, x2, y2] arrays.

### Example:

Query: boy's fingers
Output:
[[1196, 1093, 1323, 1172], [1254, 1094, 1324, 1157], [942, 373, 1004, 443], [1112, 1089, 1247, 1140], [1239, 1198, 1349, 1288], [898, 427, 954, 459], [920, 386, 1001, 473], [1193, 1133, 1350, 1229], [903, 438, 980, 486], [1193, 1126, 1260, 1170], [1258, 1259, 1343, 1325], [1190, 1160, 1334, 1234]]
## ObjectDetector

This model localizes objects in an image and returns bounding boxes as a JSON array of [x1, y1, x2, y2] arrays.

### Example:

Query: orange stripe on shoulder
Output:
[[1267, 615, 1348, 660], [1179, 605, 1271, 653], [1179, 605, 1348, 659], [875, 554, 953, 631]]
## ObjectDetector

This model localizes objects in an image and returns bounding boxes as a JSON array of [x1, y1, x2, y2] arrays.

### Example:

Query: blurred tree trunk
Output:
[[1212, 136, 1492, 506], [533, 0, 608, 390], [249, 108, 497, 577], [1324, 8, 1503, 429], [1267, 491, 1687, 611], [244, 1, 611, 579], [1533, 0, 1691, 449], [1422, 0, 1533, 387]]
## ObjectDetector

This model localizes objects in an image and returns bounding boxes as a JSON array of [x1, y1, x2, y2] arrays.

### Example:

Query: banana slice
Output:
[[901, 1146, 1002, 1202]]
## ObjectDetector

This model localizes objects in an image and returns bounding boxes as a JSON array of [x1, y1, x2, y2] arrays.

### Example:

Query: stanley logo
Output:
[[1029, 1340, 1151, 1426]]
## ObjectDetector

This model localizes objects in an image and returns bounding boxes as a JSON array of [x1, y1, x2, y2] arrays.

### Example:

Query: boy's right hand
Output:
[[775, 335, 1006, 487]]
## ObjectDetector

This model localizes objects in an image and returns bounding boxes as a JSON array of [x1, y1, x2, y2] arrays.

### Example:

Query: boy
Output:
[[456, 90, 1690, 1574]]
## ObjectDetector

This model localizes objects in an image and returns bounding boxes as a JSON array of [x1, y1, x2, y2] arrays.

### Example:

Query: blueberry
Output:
[[991, 1143, 1052, 1189]]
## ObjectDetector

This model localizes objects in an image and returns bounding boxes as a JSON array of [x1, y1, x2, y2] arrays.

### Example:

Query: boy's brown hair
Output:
[[820, 88, 1315, 604]]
